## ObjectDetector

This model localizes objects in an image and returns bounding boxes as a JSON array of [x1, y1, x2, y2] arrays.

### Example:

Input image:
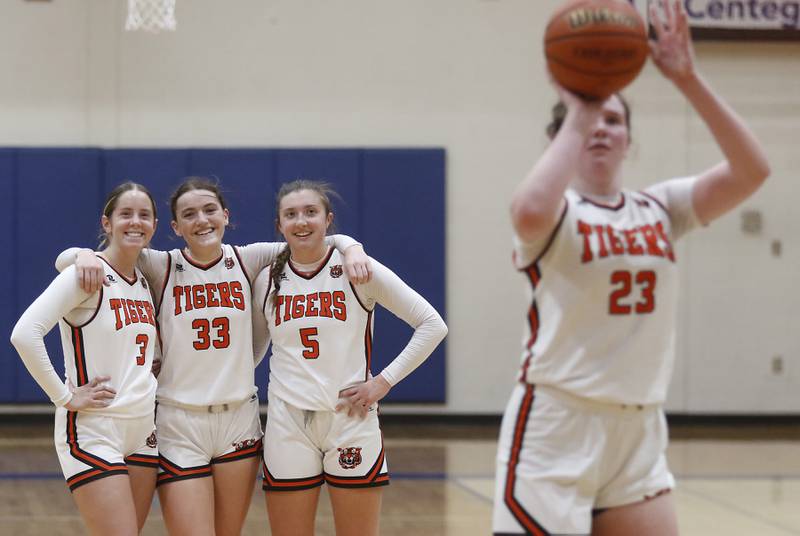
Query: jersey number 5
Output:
[[192, 318, 231, 350], [609, 270, 656, 315], [299, 328, 320, 359]]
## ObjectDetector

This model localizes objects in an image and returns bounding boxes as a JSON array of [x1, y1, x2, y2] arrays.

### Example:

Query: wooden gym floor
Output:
[[1, 416, 799, 535]]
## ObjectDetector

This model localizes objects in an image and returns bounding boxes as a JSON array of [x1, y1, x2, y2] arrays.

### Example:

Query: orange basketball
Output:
[[544, 0, 649, 100]]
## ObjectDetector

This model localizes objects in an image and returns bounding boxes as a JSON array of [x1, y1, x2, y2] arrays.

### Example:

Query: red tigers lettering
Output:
[[110, 299, 156, 330], [577, 220, 674, 263], [172, 282, 246, 316], [274, 291, 347, 326]]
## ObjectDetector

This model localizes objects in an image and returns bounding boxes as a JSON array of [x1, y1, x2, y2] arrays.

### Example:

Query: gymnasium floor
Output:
[[1, 417, 798, 535]]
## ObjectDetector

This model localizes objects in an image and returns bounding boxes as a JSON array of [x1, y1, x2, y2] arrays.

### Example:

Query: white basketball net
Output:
[[125, 0, 177, 33]]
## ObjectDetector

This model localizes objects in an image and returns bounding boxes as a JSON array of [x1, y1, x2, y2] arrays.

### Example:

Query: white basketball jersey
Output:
[[58, 259, 157, 417], [263, 248, 372, 411], [514, 188, 687, 405], [156, 245, 255, 406]]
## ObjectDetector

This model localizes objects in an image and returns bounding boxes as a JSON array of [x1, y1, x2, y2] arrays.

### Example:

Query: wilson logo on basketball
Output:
[[337, 447, 362, 469], [330, 265, 343, 278]]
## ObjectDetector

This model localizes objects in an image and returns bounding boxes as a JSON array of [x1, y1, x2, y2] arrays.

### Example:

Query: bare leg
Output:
[[265, 487, 322, 536], [328, 486, 383, 536], [127, 465, 157, 531], [592, 491, 678, 536], [71, 474, 138, 536], [158, 477, 216, 536], [211, 457, 260, 536]]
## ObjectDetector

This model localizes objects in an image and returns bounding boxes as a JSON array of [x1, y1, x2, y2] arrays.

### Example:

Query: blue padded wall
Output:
[[3, 147, 445, 404], [15, 149, 104, 401], [0, 151, 16, 400], [362, 150, 446, 402]]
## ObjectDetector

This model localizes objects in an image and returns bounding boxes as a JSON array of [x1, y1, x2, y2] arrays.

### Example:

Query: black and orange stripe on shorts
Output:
[[65, 411, 127, 491], [502, 385, 551, 536], [157, 454, 212, 486]]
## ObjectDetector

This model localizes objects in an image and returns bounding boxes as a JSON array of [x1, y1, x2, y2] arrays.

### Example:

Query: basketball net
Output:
[[125, 0, 177, 33]]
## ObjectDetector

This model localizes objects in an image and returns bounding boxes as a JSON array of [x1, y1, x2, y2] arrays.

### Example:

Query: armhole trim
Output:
[[232, 245, 253, 292], [518, 198, 569, 272], [63, 287, 104, 329], [349, 282, 373, 313], [156, 254, 172, 317]]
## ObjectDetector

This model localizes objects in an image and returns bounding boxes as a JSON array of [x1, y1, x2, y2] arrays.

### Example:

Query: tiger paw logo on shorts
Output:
[[330, 265, 343, 278], [232, 438, 258, 452], [146, 431, 157, 448], [337, 447, 362, 469]]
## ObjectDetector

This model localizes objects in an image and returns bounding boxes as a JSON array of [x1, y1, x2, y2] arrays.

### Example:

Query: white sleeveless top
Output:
[[58, 259, 157, 417], [513, 179, 698, 405], [156, 244, 256, 406], [261, 248, 373, 411]]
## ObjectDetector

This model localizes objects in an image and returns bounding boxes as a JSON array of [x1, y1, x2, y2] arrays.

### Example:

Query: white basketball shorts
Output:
[[156, 394, 263, 486], [54, 408, 158, 492], [493, 383, 674, 535], [262, 390, 389, 491]]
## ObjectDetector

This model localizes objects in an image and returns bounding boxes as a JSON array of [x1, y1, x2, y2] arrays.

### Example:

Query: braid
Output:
[[269, 245, 291, 306]]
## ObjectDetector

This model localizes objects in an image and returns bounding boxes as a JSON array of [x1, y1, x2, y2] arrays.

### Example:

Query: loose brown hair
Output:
[[98, 181, 157, 248]]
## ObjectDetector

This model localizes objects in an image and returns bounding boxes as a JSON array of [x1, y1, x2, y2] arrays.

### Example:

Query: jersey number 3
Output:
[[192, 318, 231, 350], [135, 334, 148, 366], [609, 270, 656, 315]]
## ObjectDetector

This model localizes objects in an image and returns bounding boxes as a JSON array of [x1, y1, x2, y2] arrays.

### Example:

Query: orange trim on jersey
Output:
[[262, 461, 325, 491], [231, 245, 252, 291], [349, 282, 373, 313], [98, 256, 138, 285], [517, 200, 568, 272], [288, 247, 335, 280], [70, 328, 88, 387], [212, 438, 263, 464], [638, 190, 671, 219], [156, 255, 171, 317], [520, 264, 541, 380], [579, 193, 626, 211], [180, 248, 224, 270], [364, 311, 373, 381], [503, 385, 550, 536]]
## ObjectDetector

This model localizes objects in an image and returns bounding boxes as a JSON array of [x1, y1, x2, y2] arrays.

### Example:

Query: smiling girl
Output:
[[253, 180, 447, 536], [59, 176, 371, 536], [12, 182, 160, 535]]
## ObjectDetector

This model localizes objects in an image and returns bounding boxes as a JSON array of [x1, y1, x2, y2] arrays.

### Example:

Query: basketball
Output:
[[544, 0, 649, 100]]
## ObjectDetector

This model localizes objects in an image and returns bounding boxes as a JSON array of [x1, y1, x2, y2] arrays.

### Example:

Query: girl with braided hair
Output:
[[57, 176, 371, 536], [252, 179, 447, 536]]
